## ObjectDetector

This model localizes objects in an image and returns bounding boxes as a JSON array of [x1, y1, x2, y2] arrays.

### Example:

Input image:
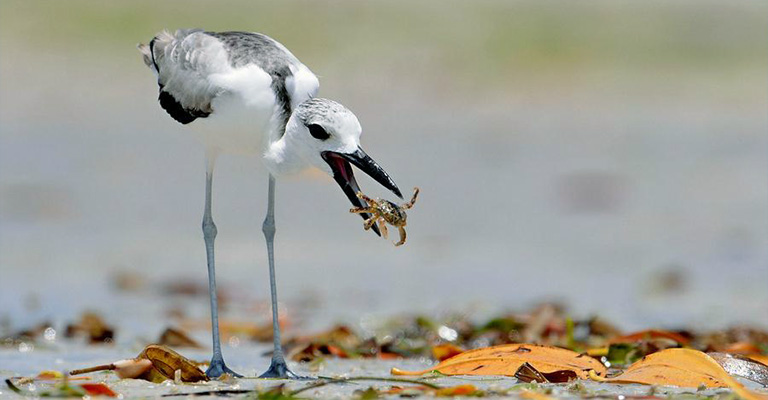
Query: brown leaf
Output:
[[65, 312, 115, 344], [600, 348, 765, 400], [723, 342, 763, 355], [137, 344, 208, 383], [514, 362, 577, 383], [608, 329, 690, 345], [158, 327, 202, 348], [514, 362, 548, 383], [289, 343, 349, 362], [391, 343, 606, 379]]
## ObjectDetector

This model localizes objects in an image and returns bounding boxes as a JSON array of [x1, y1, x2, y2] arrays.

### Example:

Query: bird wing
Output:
[[139, 30, 319, 128], [138, 29, 230, 124]]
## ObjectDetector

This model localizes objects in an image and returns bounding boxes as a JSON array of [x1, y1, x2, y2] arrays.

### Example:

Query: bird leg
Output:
[[259, 175, 303, 379], [401, 187, 420, 210], [394, 226, 407, 246], [202, 156, 242, 378]]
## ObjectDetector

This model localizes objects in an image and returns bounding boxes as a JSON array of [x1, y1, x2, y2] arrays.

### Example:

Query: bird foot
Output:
[[206, 358, 243, 379], [258, 358, 308, 380]]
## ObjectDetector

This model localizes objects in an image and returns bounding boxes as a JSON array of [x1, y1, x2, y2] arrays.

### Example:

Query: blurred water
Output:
[[1, 0, 767, 339]]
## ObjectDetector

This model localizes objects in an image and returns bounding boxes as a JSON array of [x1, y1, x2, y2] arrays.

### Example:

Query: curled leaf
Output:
[[602, 348, 765, 400], [137, 344, 208, 383], [514, 362, 578, 383], [391, 343, 606, 379]]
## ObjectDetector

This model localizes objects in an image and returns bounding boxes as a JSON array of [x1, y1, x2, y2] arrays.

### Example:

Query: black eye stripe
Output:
[[307, 124, 330, 140]]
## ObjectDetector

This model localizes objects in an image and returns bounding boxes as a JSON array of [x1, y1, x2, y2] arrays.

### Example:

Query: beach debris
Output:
[[64, 311, 115, 344], [6, 376, 117, 397], [69, 344, 208, 383], [70, 358, 153, 379], [514, 362, 578, 383], [158, 327, 202, 348], [391, 343, 607, 379], [708, 352, 768, 386], [350, 187, 419, 246], [595, 348, 764, 400]]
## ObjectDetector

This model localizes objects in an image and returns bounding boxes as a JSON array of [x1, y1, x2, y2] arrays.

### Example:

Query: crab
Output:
[[350, 187, 420, 246]]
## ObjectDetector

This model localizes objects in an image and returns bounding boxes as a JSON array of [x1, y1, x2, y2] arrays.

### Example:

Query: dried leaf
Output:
[[80, 382, 118, 397], [137, 344, 208, 383], [608, 329, 690, 345], [290, 343, 349, 362], [36, 370, 64, 380], [514, 362, 548, 383], [514, 362, 577, 383], [432, 344, 464, 361], [601, 348, 765, 400], [709, 352, 768, 386], [158, 327, 202, 348], [391, 343, 606, 379], [723, 342, 763, 355], [749, 354, 768, 366], [65, 312, 115, 344]]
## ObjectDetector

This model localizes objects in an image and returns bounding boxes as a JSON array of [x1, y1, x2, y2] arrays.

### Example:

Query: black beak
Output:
[[322, 147, 402, 237]]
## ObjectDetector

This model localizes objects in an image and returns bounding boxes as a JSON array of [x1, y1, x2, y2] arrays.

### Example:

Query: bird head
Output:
[[282, 98, 402, 235]]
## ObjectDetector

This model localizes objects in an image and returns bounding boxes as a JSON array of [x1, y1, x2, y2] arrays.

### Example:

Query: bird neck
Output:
[[263, 136, 306, 177]]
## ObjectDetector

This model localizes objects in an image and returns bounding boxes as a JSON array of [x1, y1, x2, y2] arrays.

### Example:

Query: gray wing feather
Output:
[[139, 29, 318, 128], [139, 29, 228, 123]]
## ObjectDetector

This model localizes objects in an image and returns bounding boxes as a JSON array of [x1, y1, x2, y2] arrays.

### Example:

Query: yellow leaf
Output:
[[520, 389, 556, 400], [602, 348, 766, 400], [391, 343, 606, 379], [748, 354, 768, 366], [36, 371, 64, 380], [435, 384, 478, 396], [432, 344, 465, 362]]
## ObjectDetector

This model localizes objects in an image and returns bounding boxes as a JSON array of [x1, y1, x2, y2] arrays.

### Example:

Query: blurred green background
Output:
[[1, 0, 766, 332]]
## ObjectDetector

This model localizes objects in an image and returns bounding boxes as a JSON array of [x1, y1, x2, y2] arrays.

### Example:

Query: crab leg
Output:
[[401, 187, 420, 210], [355, 192, 377, 205], [363, 217, 378, 230], [379, 219, 389, 239], [394, 226, 407, 246]]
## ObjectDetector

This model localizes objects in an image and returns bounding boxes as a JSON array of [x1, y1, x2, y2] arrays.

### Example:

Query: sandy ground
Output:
[[3, 342, 766, 399]]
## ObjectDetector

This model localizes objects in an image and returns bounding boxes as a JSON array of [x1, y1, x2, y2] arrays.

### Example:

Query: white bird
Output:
[[138, 29, 402, 379]]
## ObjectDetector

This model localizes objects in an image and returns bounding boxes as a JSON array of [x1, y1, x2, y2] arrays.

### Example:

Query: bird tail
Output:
[[136, 29, 176, 74]]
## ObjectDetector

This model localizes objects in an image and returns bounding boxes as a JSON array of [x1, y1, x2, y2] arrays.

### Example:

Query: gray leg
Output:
[[202, 155, 241, 379], [258, 175, 302, 379]]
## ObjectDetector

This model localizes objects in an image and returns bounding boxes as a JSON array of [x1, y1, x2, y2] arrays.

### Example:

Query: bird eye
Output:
[[307, 124, 330, 140]]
